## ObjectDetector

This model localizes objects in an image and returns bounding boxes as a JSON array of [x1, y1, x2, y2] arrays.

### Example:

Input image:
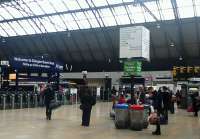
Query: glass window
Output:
[[49, 16, 66, 31], [1, 23, 17, 36], [113, 6, 127, 16], [159, 0, 173, 9], [92, 0, 107, 7], [144, 1, 161, 20], [115, 14, 130, 25], [195, 0, 200, 6], [63, 0, 80, 10], [196, 6, 200, 16], [0, 25, 8, 37], [0, 7, 13, 20], [176, 0, 193, 7], [30, 18, 46, 33], [131, 13, 145, 23], [40, 17, 57, 33], [178, 6, 194, 18], [9, 21, 27, 36], [27, 1, 44, 15], [107, 0, 122, 5], [49, 0, 67, 12], [77, 0, 89, 8], [37, 0, 55, 14], [162, 9, 175, 20], [18, 20, 37, 35]]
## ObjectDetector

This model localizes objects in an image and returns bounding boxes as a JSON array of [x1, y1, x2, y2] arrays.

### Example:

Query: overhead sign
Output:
[[172, 66, 200, 81], [10, 57, 63, 72], [120, 26, 150, 61], [124, 61, 142, 76]]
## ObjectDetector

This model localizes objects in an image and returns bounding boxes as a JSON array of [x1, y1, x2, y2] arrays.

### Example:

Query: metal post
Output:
[[34, 94, 38, 107], [20, 94, 23, 109], [3, 94, 6, 110], [11, 94, 15, 109], [27, 93, 30, 108], [55, 93, 58, 103]]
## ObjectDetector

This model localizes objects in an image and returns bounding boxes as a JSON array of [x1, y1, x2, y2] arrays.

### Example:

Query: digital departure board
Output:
[[172, 66, 200, 81]]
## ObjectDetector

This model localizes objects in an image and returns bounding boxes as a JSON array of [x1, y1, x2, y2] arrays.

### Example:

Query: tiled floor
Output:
[[0, 102, 199, 139]]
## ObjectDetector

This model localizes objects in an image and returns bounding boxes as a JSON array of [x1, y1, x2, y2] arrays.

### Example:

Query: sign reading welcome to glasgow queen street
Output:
[[10, 57, 63, 72]]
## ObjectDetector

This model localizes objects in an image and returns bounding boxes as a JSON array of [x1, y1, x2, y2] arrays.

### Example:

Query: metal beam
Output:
[[0, 1, 136, 24]]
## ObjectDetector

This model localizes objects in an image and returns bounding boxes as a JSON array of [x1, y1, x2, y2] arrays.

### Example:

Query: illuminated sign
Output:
[[172, 66, 200, 81]]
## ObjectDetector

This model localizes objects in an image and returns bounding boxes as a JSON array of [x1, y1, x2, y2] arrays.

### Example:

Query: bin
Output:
[[114, 104, 129, 129], [143, 105, 150, 128], [129, 105, 144, 131]]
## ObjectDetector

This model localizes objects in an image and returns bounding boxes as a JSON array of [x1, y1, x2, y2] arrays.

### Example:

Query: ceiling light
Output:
[[179, 56, 183, 61], [156, 24, 160, 29], [170, 42, 175, 47]]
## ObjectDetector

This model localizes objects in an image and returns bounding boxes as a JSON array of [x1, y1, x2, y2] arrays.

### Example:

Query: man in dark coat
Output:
[[191, 92, 199, 117], [80, 86, 96, 126], [43, 84, 55, 120]]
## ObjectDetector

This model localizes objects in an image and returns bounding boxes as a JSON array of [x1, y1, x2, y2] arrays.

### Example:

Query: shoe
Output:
[[152, 131, 161, 135]]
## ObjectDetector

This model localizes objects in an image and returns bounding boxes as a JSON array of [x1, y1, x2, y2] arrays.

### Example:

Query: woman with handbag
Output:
[[44, 84, 55, 120]]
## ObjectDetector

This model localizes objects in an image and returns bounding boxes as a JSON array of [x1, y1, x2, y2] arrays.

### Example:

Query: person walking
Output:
[[191, 91, 199, 117], [80, 86, 96, 126], [43, 84, 55, 120], [150, 88, 163, 135]]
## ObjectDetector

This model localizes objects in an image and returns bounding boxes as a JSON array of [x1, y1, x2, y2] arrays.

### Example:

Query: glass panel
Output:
[[196, 6, 200, 16], [162, 9, 175, 20], [63, 0, 80, 10], [1, 23, 17, 36], [89, 18, 100, 28], [113, 6, 127, 15], [37, 0, 55, 14], [178, 6, 194, 18], [0, 25, 8, 37], [132, 13, 145, 23], [176, 0, 193, 7], [74, 12, 91, 29], [107, 0, 122, 4], [18, 20, 37, 35], [5, 6, 23, 19], [49, 16, 66, 31], [30, 18, 46, 33], [0, 7, 13, 20], [101, 16, 117, 26], [77, 0, 89, 8], [159, 0, 173, 9], [40, 17, 57, 32], [85, 11, 100, 28], [9, 21, 26, 35], [62, 14, 79, 30], [92, 0, 107, 7], [144, 1, 161, 20], [143, 11, 156, 22], [26, 1, 44, 15], [49, 0, 67, 12], [195, 0, 200, 6], [115, 14, 130, 25]]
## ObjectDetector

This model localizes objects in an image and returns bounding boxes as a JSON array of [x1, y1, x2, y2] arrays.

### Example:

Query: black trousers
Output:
[[170, 102, 175, 114], [193, 102, 198, 116], [163, 108, 168, 121], [46, 103, 52, 119], [155, 110, 161, 133], [82, 107, 92, 126]]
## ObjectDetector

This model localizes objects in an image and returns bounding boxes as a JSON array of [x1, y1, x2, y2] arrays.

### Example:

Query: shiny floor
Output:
[[0, 103, 199, 139]]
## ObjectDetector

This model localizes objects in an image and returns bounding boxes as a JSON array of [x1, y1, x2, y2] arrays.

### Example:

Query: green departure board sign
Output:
[[124, 61, 142, 76]]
